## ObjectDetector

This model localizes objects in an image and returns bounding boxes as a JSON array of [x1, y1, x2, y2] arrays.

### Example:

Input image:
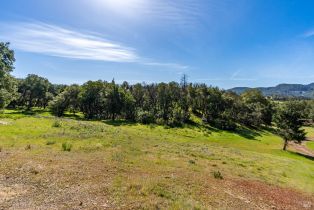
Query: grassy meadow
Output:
[[305, 126, 314, 151], [0, 109, 313, 209]]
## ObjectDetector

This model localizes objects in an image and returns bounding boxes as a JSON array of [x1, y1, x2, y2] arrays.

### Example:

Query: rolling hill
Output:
[[230, 83, 314, 98]]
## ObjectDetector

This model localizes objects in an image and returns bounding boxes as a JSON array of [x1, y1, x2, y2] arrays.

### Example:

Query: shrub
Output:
[[136, 110, 154, 124], [156, 118, 166, 125], [213, 171, 223, 179], [211, 118, 237, 131], [62, 142, 72, 151], [168, 106, 185, 126], [189, 160, 196, 164], [25, 144, 31, 150], [46, 140, 56, 145], [52, 120, 62, 128], [49, 95, 67, 117]]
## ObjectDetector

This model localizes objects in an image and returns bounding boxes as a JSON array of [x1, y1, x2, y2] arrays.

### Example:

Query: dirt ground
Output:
[[0, 121, 9, 125], [0, 150, 313, 210], [289, 139, 314, 158]]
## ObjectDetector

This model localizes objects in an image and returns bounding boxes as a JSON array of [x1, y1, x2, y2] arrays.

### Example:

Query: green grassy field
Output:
[[305, 127, 314, 151], [0, 109, 313, 209]]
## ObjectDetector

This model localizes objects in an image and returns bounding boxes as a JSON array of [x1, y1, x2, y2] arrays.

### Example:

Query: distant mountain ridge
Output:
[[229, 83, 314, 98]]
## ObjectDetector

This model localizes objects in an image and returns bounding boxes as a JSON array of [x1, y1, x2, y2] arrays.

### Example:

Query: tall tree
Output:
[[18, 74, 51, 109], [240, 89, 273, 127], [107, 79, 123, 121], [0, 42, 17, 109], [275, 101, 306, 151], [179, 74, 190, 122], [49, 84, 81, 117], [80, 80, 107, 119]]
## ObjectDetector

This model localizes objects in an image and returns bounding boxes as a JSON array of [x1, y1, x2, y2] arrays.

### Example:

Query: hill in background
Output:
[[230, 83, 314, 98]]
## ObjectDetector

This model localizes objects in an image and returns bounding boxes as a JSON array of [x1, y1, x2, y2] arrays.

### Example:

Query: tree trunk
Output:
[[283, 139, 288, 151]]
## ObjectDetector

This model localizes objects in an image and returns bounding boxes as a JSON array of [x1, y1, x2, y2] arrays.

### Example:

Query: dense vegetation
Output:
[[1, 42, 314, 150]]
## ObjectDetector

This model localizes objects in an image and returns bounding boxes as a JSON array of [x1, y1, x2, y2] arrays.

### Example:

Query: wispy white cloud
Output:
[[194, 70, 257, 82], [230, 70, 257, 81], [146, 0, 203, 26], [0, 21, 138, 62], [0, 21, 188, 70], [92, 0, 204, 27], [143, 62, 189, 70], [302, 29, 314, 38]]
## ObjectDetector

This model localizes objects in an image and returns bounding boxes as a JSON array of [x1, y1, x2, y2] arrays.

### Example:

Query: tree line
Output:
[[1, 42, 313, 150]]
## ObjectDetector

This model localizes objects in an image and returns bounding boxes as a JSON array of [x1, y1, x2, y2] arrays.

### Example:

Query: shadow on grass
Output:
[[261, 126, 278, 134], [103, 120, 137, 127], [6, 108, 48, 116], [233, 127, 262, 140], [287, 151, 314, 161], [63, 113, 84, 120], [185, 120, 221, 132]]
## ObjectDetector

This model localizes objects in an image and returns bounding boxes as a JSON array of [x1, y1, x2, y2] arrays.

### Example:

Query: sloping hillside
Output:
[[230, 83, 314, 98], [0, 110, 313, 209]]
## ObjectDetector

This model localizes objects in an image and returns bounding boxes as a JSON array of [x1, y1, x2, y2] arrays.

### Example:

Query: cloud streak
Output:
[[146, 0, 203, 27], [302, 29, 314, 38], [0, 21, 189, 71], [194, 70, 257, 82], [143, 62, 189, 70], [93, 0, 204, 27], [0, 21, 139, 62]]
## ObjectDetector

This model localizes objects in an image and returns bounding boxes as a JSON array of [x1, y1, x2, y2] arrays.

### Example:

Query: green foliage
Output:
[[188, 159, 196, 164], [0, 42, 17, 109], [25, 144, 31, 150], [304, 100, 314, 122], [0, 42, 15, 73], [52, 120, 62, 128], [18, 74, 51, 109], [275, 101, 307, 150], [62, 142, 72, 151], [49, 84, 80, 117], [107, 79, 124, 121], [46, 140, 56, 145], [136, 110, 154, 124], [79, 80, 107, 119], [240, 89, 273, 127], [213, 171, 223, 179]]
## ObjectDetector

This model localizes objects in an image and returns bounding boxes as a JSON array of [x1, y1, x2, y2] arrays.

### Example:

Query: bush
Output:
[[167, 107, 185, 127], [62, 142, 72, 151], [211, 118, 237, 131], [52, 120, 62, 128], [46, 140, 56, 145], [49, 95, 67, 117], [156, 118, 166, 125], [189, 160, 196, 164], [213, 171, 223, 179], [136, 110, 154, 124]]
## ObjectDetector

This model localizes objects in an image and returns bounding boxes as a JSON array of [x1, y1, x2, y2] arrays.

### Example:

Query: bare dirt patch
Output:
[[0, 120, 9, 125], [0, 149, 313, 209], [0, 151, 113, 209], [289, 141, 314, 158], [227, 179, 314, 210]]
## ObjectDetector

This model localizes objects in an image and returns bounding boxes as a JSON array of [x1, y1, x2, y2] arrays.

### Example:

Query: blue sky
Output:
[[1, 0, 314, 88]]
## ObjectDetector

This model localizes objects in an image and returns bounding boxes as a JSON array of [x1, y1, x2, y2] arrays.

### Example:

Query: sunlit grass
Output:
[[0, 109, 313, 207]]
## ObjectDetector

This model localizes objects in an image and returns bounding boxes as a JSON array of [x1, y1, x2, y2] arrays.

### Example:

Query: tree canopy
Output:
[[2, 41, 314, 152], [0, 42, 17, 109]]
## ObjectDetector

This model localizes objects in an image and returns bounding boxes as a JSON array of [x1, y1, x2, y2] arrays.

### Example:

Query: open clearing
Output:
[[0, 110, 313, 209]]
